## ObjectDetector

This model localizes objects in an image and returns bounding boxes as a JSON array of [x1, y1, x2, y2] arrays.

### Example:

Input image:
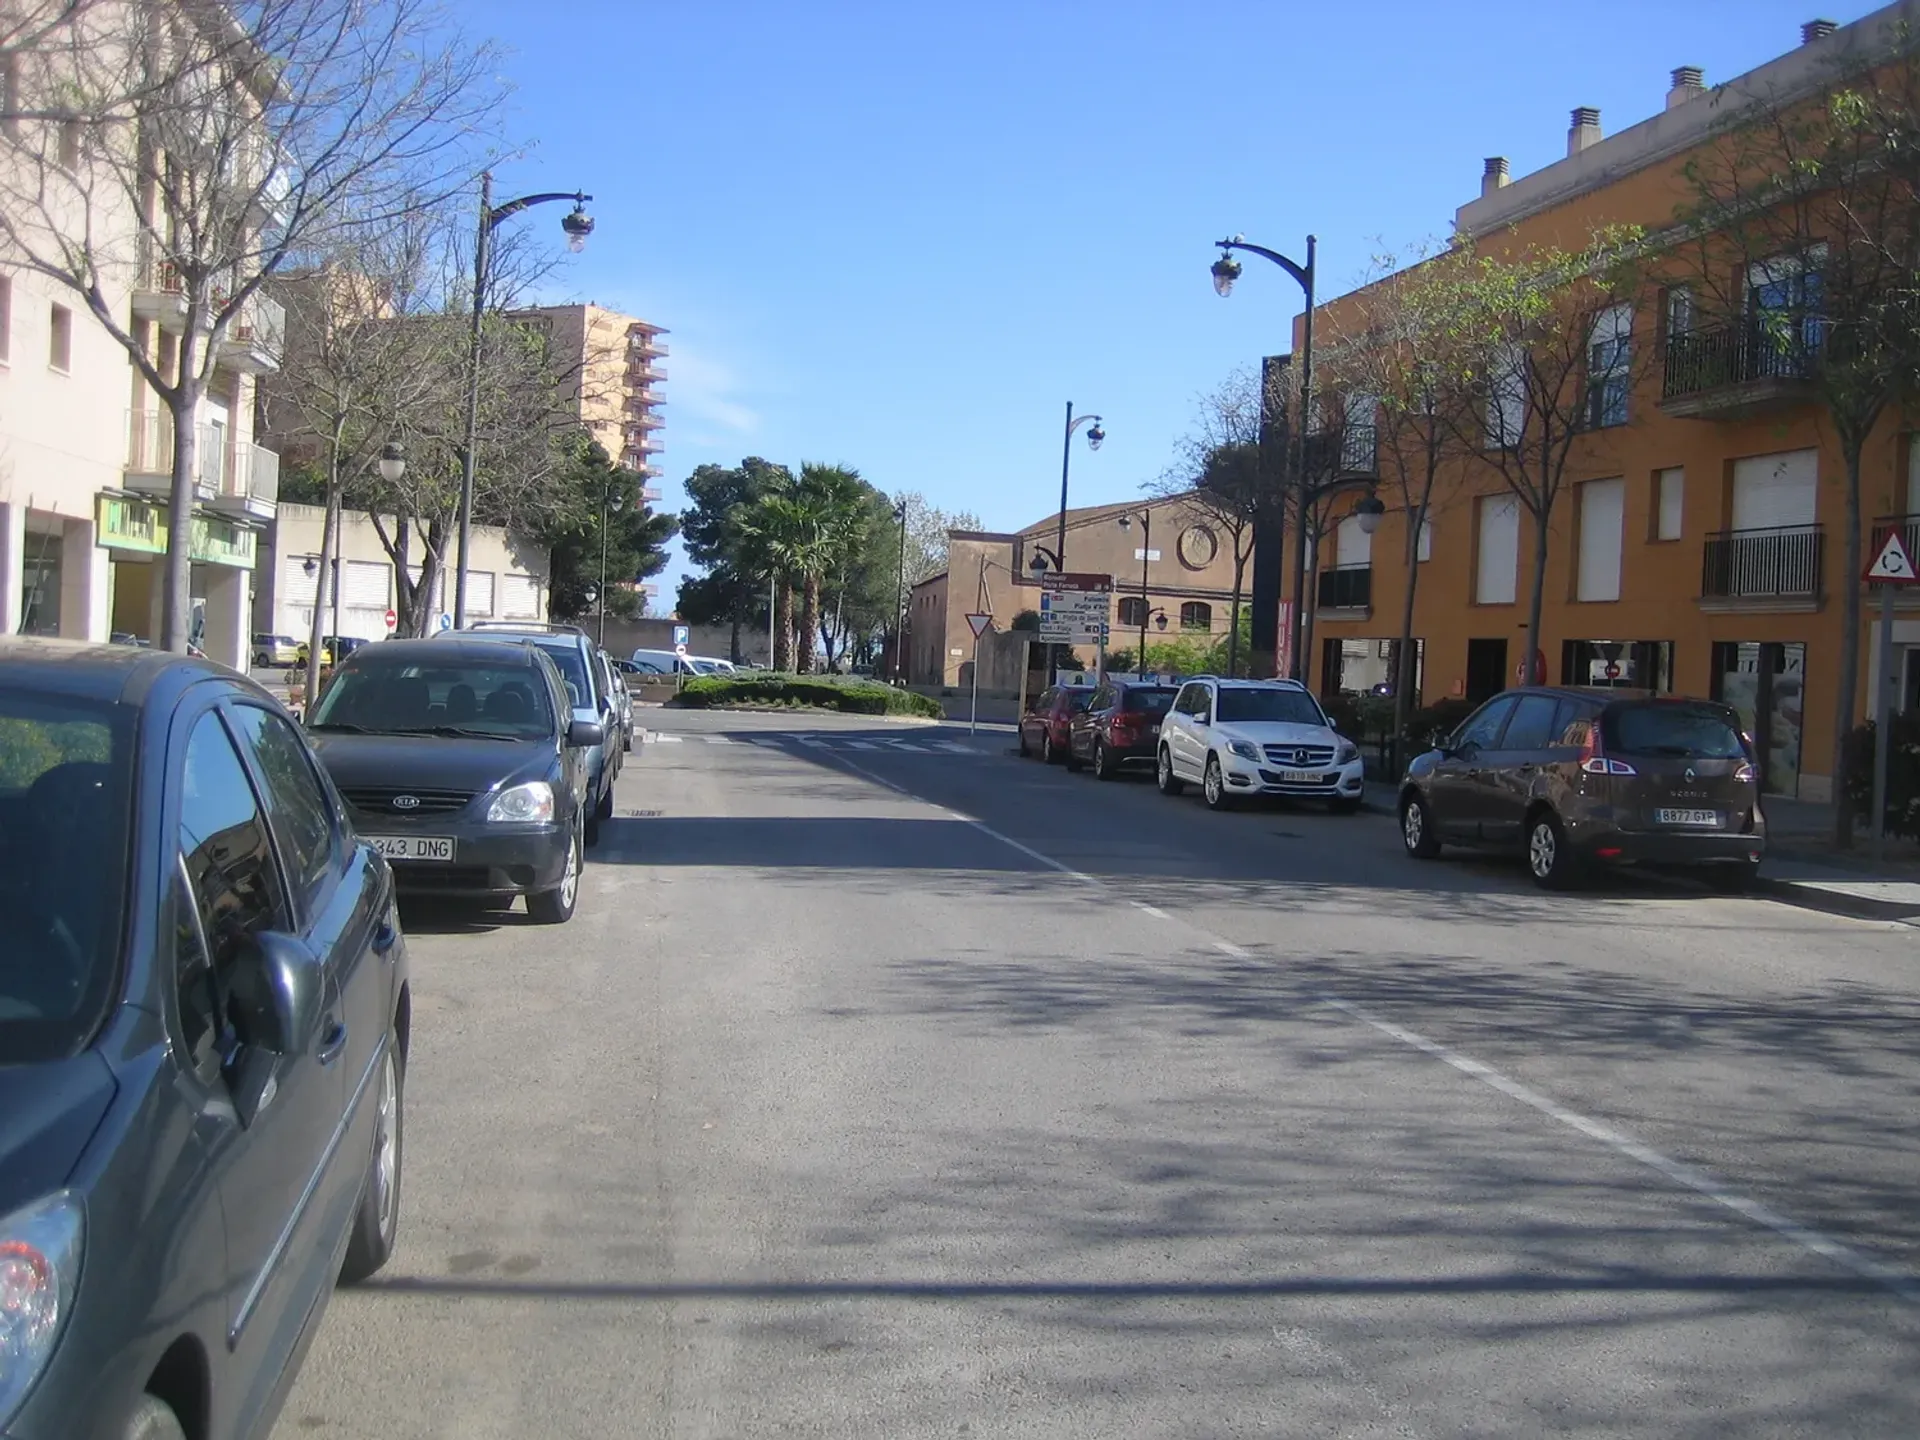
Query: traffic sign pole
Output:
[[1862, 529, 1919, 862]]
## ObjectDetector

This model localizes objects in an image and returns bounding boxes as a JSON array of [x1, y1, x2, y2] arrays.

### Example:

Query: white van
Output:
[[630, 647, 695, 675]]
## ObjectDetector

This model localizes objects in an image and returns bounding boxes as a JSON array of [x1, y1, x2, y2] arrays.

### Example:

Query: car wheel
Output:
[[1527, 810, 1580, 890], [1093, 742, 1114, 781], [528, 819, 583, 924], [1203, 755, 1234, 811], [1017, 727, 1031, 758], [1401, 793, 1442, 858], [1707, 862, 1759, 895], [1156, 746, 1183, 796], [339, 1037, 405, 1283], [119, 1395, 187, 1440], [1041, 731, 1059, 764]]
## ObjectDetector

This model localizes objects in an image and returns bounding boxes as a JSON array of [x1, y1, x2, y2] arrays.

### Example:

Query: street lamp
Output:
[[456, 172, 595, 629], [1355, 493, 1386, 534], [1045, 403, 1106, 685], [378, 440, 407, 484], [1116, 510, 1163, 673], [893, 497, 909, 683], [1211, 231, 1316, 680]]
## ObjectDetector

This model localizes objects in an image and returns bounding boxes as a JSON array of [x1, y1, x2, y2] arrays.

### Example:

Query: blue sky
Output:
[[462, 0, 1875, 605]]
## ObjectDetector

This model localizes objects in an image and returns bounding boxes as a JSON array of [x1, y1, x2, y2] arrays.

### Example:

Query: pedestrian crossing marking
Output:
[[640, 730, 991, 757]]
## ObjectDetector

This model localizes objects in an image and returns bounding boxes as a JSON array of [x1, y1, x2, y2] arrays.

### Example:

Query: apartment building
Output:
[[909, 493, 1249, 688], [511, 302, 668, 606], [1295, 6, 1920, 805], [0, 5, 283, 668]]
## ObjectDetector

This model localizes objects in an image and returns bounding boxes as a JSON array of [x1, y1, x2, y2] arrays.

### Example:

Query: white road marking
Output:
[[1213, 938, 1251, 958], [1134, 902, 1171, 920], [1320, 996, 1920, 1307], [843, 740, 881, 750], [804, 741, 1920, 1309]]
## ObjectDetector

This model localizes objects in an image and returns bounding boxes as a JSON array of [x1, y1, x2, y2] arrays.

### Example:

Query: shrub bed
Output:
[[669, 674, 944, 718]]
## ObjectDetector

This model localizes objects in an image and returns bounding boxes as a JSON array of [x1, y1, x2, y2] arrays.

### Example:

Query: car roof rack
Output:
[[463, 620, 590, 639]]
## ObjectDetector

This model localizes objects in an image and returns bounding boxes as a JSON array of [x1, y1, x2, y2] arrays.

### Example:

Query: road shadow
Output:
[[396, 895, 533, 935]]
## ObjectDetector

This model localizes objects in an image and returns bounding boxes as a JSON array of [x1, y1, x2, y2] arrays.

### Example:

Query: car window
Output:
[[0, 690, 132, 1062], [1122, 688, 1177, 715], [1087, 685, 1111, 711], [1173, 683, 1202, 716], [1602, 701, 1748, 759], [522, 639, 593, 708], [1497, 694, 1562, 751], [1030, 687, 1054, 713], [226, 704, 339, 924], [1454, 696, 1518, 750], [310, 659, 558, 739], [1550, 699, 1592, 747], [1214, 687, 1324, 725], [1064, 689, 1092, 713]]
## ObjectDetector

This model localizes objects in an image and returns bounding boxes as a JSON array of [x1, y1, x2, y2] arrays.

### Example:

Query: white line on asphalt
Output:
[[1134, 902, 1171, 920], [1213, 939, 1251, 958], [1320, 996, 1920, 1307], [843, 740, 880, 750], [802, 741, 1920, 1309]]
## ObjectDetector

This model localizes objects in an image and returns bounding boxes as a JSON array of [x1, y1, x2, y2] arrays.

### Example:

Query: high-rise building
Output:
[[512, 303, 667, 504]]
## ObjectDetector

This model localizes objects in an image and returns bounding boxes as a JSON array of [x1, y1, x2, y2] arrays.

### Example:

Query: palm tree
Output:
[[793, 464, 869, 674], [736, 492, 812, 671]]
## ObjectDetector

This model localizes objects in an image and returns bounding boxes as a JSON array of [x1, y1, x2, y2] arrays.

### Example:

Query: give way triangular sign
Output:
[[965, 613, 993, 638], [1865, 529, 1920, 584]]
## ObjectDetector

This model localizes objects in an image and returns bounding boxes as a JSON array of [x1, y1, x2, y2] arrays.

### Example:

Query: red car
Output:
[[1018, 684, 1093, 763]]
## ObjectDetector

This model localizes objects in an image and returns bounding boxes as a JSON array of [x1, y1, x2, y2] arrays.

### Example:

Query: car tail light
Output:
[[1734, 762, 1756, 784], [1578, 729, 1636, 777]]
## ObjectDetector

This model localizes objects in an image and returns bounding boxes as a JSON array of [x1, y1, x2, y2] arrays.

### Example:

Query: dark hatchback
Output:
[[1067, 679, 1178, 779], [1017, 685, 1093, 764], [0, 639, 409, 1440], [305, 636, 601, 922], [1398, 686, 1767, 890]]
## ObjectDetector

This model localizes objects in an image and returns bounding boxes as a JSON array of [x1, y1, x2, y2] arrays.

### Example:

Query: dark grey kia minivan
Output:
[[1398, 687, 1766, 890]]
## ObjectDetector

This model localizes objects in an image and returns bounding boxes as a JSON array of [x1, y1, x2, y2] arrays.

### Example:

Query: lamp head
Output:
[[1211, 251, 1242, 298], [302, 556, 317, 577], [1085, 420, 1105, 451], [1116, 514, 1131, 533], [1356, 493, 1387, 535], [1155, 612, 1168, 631], [561, 202, 594, 254], [1029, 553, 1048, 574], [378, 440, 406, 483]]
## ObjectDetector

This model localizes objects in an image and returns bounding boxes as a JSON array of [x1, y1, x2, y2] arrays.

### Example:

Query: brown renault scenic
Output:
[[1398, 687, 1767, 891]]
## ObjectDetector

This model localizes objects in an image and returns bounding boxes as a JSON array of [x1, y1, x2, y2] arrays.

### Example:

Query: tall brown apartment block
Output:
[[511, 302, 668, 503]]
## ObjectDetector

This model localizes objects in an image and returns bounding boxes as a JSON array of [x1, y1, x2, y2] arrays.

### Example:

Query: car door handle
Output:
[[316, 1018, 348, 1066]]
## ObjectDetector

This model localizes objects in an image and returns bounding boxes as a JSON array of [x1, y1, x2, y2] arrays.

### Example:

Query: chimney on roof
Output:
[[1802, 18, 1837, 43], [1481, 156, 1510, 197], [1568, 107, 1602, 158], [1667, 66, 1705, 109]]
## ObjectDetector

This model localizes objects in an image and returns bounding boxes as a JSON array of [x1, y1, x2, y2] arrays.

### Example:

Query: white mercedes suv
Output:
[[1155, 677, 1365, 813]]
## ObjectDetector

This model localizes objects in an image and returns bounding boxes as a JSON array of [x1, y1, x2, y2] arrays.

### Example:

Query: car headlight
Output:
[[1226, 739, 1262, 763], [1335, 740, 1360, 765], [487, 781, 554, 824], [0, 1192, 83, 1426]]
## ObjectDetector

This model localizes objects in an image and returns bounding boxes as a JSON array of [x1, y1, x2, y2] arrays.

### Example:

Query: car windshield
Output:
[[0, 691, 133, 1062], [1215, 688, 1326, 725], [1122, 688, 1176, 714], [1602, 702, 1748, 759], [310, 661, 556, 739]]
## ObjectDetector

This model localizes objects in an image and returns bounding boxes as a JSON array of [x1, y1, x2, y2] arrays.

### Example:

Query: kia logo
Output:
[[392, 794, 420, 810]]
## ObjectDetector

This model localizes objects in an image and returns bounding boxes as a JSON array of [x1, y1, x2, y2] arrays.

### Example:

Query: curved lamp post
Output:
[[1211, 233, 1316, 680], [455, 173, 595, 628], [1116, 510, 1167, 673], [1042, 405, 1104, 685]]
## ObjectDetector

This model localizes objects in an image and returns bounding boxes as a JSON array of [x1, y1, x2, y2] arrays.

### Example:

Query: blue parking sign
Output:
[[672, 624, 690, 647]]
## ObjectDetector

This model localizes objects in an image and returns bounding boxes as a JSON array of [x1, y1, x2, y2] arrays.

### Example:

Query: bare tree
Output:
[[0, 0, 505, 649], [1676, 48, 1920, 842], [1430, 228, 1650, 692], [1155, 367, 1264, 675]]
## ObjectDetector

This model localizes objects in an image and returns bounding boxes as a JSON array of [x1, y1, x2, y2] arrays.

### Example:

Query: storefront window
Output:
[[19, 532, 61, 636]]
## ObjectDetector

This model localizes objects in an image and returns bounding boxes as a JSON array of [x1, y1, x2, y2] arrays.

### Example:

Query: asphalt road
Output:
[[280, 707, 1920, 1438]]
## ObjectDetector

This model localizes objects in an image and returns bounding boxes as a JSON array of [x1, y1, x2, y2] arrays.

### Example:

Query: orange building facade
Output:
[[1295, 6, 1920, 805]]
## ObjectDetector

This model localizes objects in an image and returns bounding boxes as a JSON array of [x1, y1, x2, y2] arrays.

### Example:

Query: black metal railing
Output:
[[1303, 423, 1377, 479], [1701, 524, 1824, 600], [1317, 563, 1372, 610], [1662, 319, 1819, 401]]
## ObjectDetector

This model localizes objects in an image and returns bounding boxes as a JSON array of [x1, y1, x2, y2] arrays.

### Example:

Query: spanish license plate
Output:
[[1279, 770, 1325, 784], [1654, 808, 1721, 827], [1151, 724, 1161, 735], [366, 835, 455, 861]]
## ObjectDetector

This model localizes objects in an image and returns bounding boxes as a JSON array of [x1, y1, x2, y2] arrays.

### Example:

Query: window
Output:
[[1575, 477, 1625, 602], [1416, 516, 1433, 563], [0, 52, 17, 138], [226, 705, 338, 923], [57, 119, 81, 169], [47, 303, 70, 372], [1474, 494, 1518, 605], [1175, 683, 1210, 718], [1665, 285, 1693, 338], [1178, 601, 1212, 630], [0, 274, 11, 363], [1655, 467, 1684, 541], [1586, 302, 1631, 428], [1454, 695, 1517, 750], [1731, 449, 1817, 530], [1485, 343, 1525, 448], [1117, 595, 1147, 627], [1497, 694, 1562, 751], [1748, 248, 1825, 358], [177, 712, 289, 1070]]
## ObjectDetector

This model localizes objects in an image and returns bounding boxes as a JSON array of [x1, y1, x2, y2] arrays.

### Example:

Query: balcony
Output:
[[131, 260, 190, 330], [125, 410, 279, 516], [1303, 422, 1377, 480], [209, 441, 280, 518], [626, 361, 666, 385], [1316, 563, 1372, 614], [627, 336, 669, 361], [1661, 320, 1818, 420], [1700, 524, 1824, 607], [215, 291, 285, 374]]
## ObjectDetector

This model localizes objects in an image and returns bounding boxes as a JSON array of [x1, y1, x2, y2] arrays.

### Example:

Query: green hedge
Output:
[[1843, 709, 1920, 839], [669, 674, 944, 718]]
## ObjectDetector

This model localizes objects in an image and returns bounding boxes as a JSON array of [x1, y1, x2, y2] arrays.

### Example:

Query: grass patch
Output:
[[668, 673, 944, 718]]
